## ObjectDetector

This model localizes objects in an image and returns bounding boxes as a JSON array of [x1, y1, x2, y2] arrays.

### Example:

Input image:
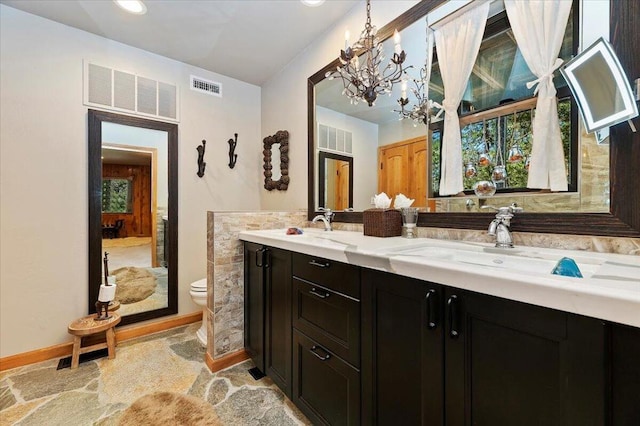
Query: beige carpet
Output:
[[118, 392, 222, 426], [103, 237, 152, 248], [113, 266, 157, 304]]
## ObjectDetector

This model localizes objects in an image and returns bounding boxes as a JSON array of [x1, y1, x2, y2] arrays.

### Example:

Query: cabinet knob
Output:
[[255, 248, 265, 267], [310, 345, 331, 361], [448, 295, 460, 338], [309, 259, 330, 268], [310, 288, 331, 299], [425, 289, 437, 329]]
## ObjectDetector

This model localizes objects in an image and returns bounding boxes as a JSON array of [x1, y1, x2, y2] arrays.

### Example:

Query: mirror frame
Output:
[[308, 0, 640, 238], [318, 151, 354, 210], [88, 109, 179, 326]]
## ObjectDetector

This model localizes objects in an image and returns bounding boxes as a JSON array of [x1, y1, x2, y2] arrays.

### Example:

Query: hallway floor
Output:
[[0, 323, 310, 425]]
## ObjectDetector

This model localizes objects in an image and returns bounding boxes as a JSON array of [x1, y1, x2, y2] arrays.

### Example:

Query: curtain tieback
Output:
[[432, 99, 457, 120], [526, 58, 564, 95]]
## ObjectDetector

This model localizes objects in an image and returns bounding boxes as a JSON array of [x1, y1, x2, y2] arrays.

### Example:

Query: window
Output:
[[102, 178, 133, 213], [429, 6, 578, 196]]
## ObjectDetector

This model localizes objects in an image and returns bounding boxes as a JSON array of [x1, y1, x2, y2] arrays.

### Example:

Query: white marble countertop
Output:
[[239, 228, 640, 328]]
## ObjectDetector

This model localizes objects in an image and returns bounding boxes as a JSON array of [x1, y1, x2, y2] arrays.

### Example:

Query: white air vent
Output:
[[318, 123, 353, 154], [190, 75, 222, 97], [84, 60, 179, 122]]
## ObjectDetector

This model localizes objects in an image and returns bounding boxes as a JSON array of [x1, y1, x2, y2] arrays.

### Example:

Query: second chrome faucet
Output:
[[482, 204, 523, 248], [312, 209, 335, 231]]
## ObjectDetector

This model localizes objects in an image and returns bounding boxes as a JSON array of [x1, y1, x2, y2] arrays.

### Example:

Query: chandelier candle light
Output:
[[397, 23, 435, 125], [326, 0, 408, 107]]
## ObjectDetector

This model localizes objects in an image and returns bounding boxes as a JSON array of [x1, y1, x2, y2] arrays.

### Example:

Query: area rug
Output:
[[112, 266, 157, 304], [118, 392, 222, 426], [103, 237, 152, 248]]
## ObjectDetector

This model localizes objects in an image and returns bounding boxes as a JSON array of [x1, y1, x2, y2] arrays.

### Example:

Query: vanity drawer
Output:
[[292, 252, 360, 299], [293, 277, 360, 367], [292, 329, 360, 426]]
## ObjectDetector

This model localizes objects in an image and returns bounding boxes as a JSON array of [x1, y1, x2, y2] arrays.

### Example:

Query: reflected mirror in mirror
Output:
[[272, 143, 282, 181], [89, 110, 178, 326], [318, 152, 354, 211]]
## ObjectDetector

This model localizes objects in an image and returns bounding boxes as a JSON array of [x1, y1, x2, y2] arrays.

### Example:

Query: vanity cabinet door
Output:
[[244, 242, 266, 373], [264, 246, 292, 398], [610, 323, 640, 426], [292, 329, 360, 426], [243, 243, 292, 397], [361, 269, 444, 426], [444, 287, 606, 426]]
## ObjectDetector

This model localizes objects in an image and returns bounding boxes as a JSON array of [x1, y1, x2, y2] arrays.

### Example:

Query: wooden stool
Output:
[[67, 313, 121, 369]]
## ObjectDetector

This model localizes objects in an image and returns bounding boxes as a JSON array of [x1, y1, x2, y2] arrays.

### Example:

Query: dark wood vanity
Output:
[[245, 242, 640, 426]]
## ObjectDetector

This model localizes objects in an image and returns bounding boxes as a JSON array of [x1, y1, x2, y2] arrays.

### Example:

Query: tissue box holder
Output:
[[363, 208, 402, 237]]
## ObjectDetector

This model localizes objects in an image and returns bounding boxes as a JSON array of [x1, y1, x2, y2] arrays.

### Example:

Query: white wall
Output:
[[261, 1, 420, 211], [378, 119, 429, 147], [0, 5, 262, 357], [316, 106, 378, 210]]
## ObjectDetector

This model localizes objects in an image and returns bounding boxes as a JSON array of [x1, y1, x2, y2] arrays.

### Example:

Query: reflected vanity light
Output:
[[560, 37, 638, 133], [114, 0, 147, 15]]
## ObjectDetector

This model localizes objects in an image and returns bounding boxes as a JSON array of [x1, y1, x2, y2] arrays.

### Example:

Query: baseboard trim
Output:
[[205, 349, 249, 373], [0, 311, 203, 372], [115, 311, 202, 342]]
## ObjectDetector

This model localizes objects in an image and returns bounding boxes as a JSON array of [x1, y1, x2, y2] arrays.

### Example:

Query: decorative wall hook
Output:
[[228, 133, 238, 169], [196, 140, 206, 177]]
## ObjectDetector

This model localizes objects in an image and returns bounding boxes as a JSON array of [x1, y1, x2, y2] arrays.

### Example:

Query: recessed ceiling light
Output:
[[301, 0, 325, 7], [114, 0, 147, 15]]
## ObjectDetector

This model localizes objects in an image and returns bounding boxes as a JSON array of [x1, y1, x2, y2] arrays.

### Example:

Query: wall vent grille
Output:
[[318, 123, 353, 154], [190, 75, 222, 97], [83, 60, 179, 122]]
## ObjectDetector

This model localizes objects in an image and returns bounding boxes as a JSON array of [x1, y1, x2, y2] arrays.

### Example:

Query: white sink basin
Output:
[[452, 250, 562, 275], [389, 243, 606, 278]]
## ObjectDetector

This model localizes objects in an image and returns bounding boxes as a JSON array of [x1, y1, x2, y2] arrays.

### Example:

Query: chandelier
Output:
[[325, 0, 408, 107], [396, 24, 435, 125]]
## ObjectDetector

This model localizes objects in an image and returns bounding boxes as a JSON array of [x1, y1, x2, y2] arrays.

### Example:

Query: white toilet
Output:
[[189, 278, 208, 346]]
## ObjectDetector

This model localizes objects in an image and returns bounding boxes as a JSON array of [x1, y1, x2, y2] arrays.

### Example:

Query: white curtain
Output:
[[504, 0, 572, 191], [434, 2, 490, 196]]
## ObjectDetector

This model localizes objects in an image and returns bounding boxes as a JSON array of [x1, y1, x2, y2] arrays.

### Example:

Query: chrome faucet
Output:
[[312, 209, 335, 231], [482, 204, 522, 248]]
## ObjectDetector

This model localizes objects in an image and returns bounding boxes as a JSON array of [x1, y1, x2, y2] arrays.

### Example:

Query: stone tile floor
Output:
[[0, 323, 311, 425]]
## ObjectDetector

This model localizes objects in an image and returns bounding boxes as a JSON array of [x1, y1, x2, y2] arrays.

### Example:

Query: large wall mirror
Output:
[[88, 109, 178, 326], [308, 0, 639, 237]]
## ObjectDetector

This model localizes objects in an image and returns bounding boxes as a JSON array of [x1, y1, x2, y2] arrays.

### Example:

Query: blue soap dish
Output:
[[551, 257, 583, 278]]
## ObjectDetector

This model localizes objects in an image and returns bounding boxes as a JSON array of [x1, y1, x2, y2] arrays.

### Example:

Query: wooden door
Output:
[[409, 141, 427, 207], [378, 137, 427, 206], [335, 160, 350, 210], [378, 144, 409, 197]]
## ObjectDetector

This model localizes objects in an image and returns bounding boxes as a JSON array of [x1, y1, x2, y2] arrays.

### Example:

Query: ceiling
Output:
[[0, 0, 359, 86]]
